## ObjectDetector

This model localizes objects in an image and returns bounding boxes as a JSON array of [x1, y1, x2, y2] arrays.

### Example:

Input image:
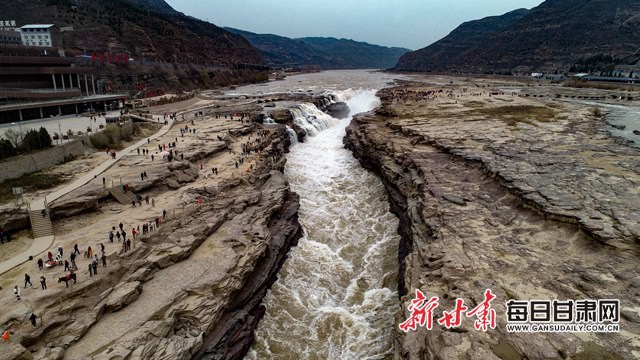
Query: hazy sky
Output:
[[165, 0, 545, 50]]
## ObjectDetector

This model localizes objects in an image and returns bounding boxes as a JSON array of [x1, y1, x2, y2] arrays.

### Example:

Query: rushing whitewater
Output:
[[246, 90, 400, 359]]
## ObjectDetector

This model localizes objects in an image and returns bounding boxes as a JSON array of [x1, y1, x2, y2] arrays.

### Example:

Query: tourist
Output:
[[162, 209, 167, 219], [88, 263, 92, 277], [24, 274, 32, 288], [64, 260, 70, 272], [101, 253, 107, 268], [40, 276, 46, 290], [87, 246, 93, 258], [57, 244, 63, 257], [122, 231, 127, 242], [109, 230, 114, 243], [14, 285, 20, 300], [116, 231, 121, 242], [74, 243, 80, 254], [145, 195, 149, 205], [37, 258, 43, 271], [29, 313, 37, 327], [126, 239, 131, 251], [151, 198, 155, 207], [100, 243, 105, 253], [119, 222, 124, 231], [132, 228, 136, 239], [92, 260, 98, 276], [70, 252, 76, 268]]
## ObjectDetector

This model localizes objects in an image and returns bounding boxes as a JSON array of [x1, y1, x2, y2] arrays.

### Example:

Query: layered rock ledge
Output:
[[345, 79, 640, 359], [1, 114, 302, 360]]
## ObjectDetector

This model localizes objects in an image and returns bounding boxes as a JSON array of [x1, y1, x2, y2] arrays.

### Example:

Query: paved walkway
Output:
[[0, 116, 176, 276]]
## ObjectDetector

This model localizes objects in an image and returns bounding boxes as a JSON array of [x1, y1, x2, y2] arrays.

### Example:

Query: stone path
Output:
[[0, 117, 175, 276]]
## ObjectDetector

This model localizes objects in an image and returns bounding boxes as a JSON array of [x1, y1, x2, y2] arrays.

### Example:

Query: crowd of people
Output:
[[7, 107, 284, 333]]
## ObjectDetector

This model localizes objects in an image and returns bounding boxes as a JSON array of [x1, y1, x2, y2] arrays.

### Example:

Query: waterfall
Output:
[[248, 89, 399, 359], [262, 116, 276, 124], [289, 103, 338, 137], [285, 125, 298, 145]]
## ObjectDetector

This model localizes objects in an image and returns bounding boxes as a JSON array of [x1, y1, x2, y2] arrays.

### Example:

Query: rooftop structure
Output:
[[18, 24, 60, 48]]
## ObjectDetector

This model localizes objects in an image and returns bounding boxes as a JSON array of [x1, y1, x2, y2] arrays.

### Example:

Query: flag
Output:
[[1, 330, 9, 341], [99, 53, 104, 62], [91, 52, 96, 62], [115, 54, 120, 64]]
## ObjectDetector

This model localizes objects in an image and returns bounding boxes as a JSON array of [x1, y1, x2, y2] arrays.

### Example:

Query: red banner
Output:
[[99, 53, 104, 62]]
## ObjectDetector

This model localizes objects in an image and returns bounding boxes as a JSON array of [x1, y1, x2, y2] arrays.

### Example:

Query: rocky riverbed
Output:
[[345, 77, 640, 359]]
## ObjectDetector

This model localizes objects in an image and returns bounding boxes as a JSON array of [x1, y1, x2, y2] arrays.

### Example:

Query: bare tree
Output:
[[3, 128, 24, 149]]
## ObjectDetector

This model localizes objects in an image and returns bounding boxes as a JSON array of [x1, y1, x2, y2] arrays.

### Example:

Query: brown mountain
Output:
[[0, 0, 262, 65], [396, 0, 640, 73], [395, 9, 529, 72]]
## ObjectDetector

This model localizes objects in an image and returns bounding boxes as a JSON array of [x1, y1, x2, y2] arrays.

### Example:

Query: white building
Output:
[[19, 24, 60, 48]]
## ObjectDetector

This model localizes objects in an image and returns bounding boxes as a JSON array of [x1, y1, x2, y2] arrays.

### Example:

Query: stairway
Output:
[[108, 186, 138, 205], [29, 209, 54, 238]]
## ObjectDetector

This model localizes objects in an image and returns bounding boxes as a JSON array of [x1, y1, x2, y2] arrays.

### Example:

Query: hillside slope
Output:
[[396, 0, 640, 73], [395, 9, 529, 72], [0, 0, 262, 65]]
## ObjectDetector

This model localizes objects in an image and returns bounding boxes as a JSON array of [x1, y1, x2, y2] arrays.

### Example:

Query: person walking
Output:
[[64, 260, 70, 272], [74, 243, 80, 255], [162, 209, 167, 219], [14, 285, 20, 300], [88, 263, 93, 277], [119, 222, 124, 231], [24, 274, 32, 288], [109, 230, 114, 243], [126, 239, 131, 251], [40, 276, 46, 290], [91, 255, 98, 275], [100, 243, 105, 253], [122, 231, 127, 242], [29, 313, 37, 327], [116, 231, 121, 242], [101, 253, 107, 268], [57, 245, 63, 257], [37, 258, 43, 271], [70, 252, 76, 268]]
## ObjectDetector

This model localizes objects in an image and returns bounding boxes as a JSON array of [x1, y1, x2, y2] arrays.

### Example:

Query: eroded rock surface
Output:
[[345, 79, 640, 360], [1, 115, 301, 360]]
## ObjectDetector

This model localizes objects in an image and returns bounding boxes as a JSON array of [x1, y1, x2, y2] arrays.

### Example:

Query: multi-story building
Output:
[[0, 45, 128, 123], [18, 24, 61, 48]]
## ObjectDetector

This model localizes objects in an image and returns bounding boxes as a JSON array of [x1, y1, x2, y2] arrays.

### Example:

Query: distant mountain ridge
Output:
[[395, 0, 640, 73], [226, 28, 410, 69]]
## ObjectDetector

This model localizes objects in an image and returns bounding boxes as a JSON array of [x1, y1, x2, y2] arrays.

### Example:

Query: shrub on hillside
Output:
[[89, 121, 137, 149]]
